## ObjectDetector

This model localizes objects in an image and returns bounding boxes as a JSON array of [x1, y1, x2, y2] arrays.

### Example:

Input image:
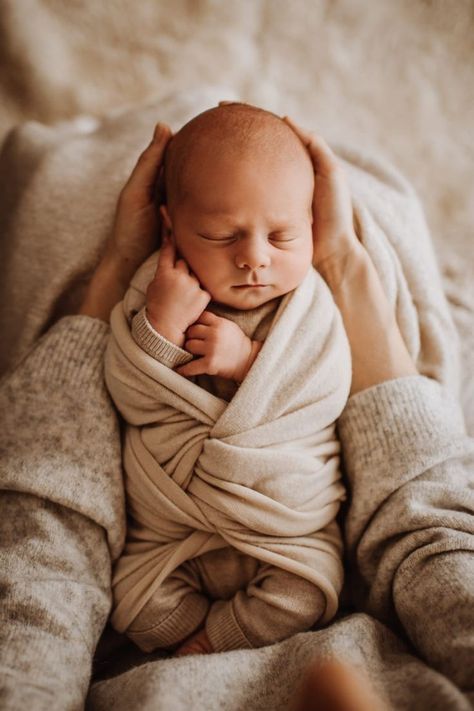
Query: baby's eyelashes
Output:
[[197, 232, 297, 243]]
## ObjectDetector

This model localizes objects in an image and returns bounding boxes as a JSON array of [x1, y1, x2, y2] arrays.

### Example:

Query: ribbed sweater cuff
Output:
[[128, 593, 210, 652], [337, 374, 467, 485], [17, 315, 109, 391], [131, 307, 192, 367], [206, 600, 253, 652]]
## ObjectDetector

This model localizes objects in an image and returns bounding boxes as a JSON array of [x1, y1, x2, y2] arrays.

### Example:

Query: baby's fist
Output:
[[176, 311, 253, 382]]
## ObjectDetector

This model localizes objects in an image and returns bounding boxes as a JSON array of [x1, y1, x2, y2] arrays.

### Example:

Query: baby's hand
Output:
[[145, 235, 211, 347], [174, 627, 214, 657], [175, 311, 259, 382]]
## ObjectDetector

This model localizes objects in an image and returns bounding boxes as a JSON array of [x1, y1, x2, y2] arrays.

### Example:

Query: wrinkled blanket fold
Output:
[[105, 263, 352, 632]]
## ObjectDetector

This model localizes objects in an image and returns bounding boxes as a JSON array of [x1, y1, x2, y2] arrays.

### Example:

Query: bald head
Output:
[[163, 102, 313, 213]]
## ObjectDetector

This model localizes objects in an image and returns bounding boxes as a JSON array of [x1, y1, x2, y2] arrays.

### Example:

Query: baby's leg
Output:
[[205, 563, 326, 652], [127, 560, 210, 653]]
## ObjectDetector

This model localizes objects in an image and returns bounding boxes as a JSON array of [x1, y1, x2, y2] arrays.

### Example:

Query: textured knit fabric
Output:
[[1, 316, 473, 711], [104, 252, 352, 647]]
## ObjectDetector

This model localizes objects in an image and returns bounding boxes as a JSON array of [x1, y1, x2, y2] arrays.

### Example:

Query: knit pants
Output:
[[126, 546, 326, 653]]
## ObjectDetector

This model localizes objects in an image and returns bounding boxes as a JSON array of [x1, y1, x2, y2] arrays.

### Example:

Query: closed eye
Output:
[[270, 237, 295, 242], [198, 233, 297, 243], [198, 233, 236, 242]]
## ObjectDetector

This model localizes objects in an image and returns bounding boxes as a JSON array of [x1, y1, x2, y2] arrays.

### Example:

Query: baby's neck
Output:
[[207, 296, 282, 342]]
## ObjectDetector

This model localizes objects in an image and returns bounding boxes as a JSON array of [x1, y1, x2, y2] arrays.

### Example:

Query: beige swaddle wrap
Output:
[[105, 261, 353, 633]]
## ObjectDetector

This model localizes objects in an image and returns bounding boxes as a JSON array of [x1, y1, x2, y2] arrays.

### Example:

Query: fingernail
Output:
[[153, 123, 164, 142]]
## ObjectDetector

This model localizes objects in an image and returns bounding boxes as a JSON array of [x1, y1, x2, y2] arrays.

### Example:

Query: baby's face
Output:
[[164, 148, 314, 310]]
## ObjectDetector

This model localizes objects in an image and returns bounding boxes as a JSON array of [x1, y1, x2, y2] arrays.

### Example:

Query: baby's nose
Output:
[[235, 241, 271, 270]]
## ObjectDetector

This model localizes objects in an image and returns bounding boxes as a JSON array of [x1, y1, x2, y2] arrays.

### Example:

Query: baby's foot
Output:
[[175, 627, 214, 657]]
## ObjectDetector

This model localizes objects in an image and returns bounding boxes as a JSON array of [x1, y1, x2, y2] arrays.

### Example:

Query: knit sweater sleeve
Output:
[[131, 306, 193, 368], [337, 374, 474, 693], [0, 316, 126, 711]]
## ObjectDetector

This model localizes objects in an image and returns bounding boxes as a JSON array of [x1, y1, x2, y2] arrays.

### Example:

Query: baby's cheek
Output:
[[286, 247, 312, 282]]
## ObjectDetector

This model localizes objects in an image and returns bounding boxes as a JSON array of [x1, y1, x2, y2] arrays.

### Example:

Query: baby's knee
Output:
[[126, 568, 210, 652], [242, 569, 327, 646], [264, 571, 326, 630]]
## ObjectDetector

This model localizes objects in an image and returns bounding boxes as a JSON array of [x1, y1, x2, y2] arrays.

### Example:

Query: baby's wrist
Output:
[[145, 309, 185, 348]]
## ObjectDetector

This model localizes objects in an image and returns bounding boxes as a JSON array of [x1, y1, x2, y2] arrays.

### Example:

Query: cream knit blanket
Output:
[[105, 262, 352, 633]]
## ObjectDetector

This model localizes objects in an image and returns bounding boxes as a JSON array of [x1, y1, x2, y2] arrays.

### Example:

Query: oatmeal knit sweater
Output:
[[0, 317, 473, 710]]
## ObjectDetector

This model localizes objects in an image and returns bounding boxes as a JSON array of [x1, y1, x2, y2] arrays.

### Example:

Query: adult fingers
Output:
[[123, 123, 172, 199], [283, 116, 339, 177]]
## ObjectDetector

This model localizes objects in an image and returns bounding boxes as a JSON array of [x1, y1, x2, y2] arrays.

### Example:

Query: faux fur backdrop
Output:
[[0, 0, 472, 431]]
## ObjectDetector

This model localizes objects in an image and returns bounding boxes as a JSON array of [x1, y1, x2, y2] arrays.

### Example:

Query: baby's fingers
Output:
[[175, 357, 208, 378], [155, 233, 176, 272]]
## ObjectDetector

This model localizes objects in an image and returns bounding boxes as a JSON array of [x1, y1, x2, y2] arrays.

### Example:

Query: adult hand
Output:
[[282, 116, 365, 283], [283, 117, 417, 395], [146, 234, 211, 347], [79, 122, 172, 322], [102, 122, 172, 275]]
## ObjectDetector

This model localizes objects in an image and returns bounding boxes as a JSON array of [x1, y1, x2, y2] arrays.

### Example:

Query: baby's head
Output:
[[161, 103, 314, 310]]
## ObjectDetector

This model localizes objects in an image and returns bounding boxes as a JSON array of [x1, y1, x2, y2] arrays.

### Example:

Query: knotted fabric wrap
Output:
[[105, 261, 353, 633]]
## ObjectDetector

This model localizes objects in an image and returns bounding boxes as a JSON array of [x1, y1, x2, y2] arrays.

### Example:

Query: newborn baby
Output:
[[104, 102, 352, 656]]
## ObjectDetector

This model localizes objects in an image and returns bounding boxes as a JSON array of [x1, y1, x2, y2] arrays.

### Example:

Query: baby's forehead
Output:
[[165, 104, 313, 208]]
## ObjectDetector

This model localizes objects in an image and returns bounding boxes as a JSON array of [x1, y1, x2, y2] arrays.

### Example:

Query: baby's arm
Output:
[[133, 294, 262, 382], [131, 306, 195, 370]]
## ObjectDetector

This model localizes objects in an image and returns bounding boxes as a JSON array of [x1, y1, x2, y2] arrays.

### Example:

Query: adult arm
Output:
[[338, 373, 474, 693], [0, 317, 125, 710], [0, 122, 172, 709], [285, 118, 474, 694]]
